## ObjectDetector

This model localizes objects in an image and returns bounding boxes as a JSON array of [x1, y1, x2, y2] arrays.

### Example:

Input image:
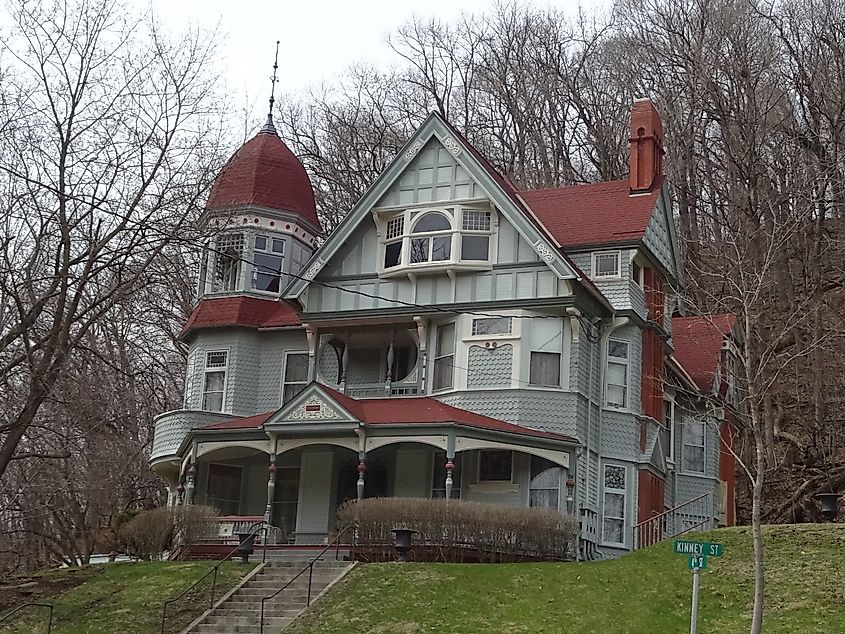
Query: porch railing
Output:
[[344, 383, 419, 398], [633, 492, 712, 550], [579, 507, 600, 560]]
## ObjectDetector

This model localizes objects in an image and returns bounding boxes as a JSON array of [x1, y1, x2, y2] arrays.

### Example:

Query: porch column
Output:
[[184, 464, 197, 506], [384, 329, 395, 395], [414, 317, 427, 393], [445, 432, 456, 500], [305, 324, 318, 382], [356, 456, 367, 501], [264, 454, 277, 524], [175, 483, 185, 506]]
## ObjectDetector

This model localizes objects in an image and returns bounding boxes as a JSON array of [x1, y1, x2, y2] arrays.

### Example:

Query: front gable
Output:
[[266, 383, 358, 425], [285, 113, 583, 308]]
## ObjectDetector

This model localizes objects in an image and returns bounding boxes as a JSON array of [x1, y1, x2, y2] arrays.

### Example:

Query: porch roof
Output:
[[199, 385, 576, 445]]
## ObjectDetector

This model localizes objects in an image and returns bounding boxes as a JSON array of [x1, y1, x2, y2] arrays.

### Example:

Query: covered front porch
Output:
[[170, 383, 578, 545]]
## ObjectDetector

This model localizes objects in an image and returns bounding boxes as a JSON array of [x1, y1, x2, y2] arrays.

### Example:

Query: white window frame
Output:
[[477, 449, 515, 483], [469, 316, 513, 338], [376, 205, 496, 275], [251, 233, 285, 293], [631, 257, 645, 289], [664, 397, 676, 466], [202, 349, 228, 412], [184, 351, 196, 409], [213, 233, 244, 292], [602, 463, 627, 546], [606, 339, 630, 410], [281, 350, 309, 405], [682, 418, 707, 475], [432, 322, 455, 392], [592, 250, 622, 279]]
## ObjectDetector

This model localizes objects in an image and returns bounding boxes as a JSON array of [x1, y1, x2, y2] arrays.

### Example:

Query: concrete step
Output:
[[244, 576, 339, 588], [204, 615, 294, 628], [213, 607, 305, 618]]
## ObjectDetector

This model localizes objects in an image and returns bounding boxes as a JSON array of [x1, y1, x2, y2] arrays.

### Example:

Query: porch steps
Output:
[[186, 559, 353, 633]]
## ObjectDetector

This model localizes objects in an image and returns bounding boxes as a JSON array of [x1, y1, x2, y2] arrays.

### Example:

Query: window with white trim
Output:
[[602, 464, 627, 544], [471, 317, 512, 336], [632, 260, 644, 288], [593, 251, 621, 278], [529, 456, 562, 509], [478, 450, 513, 482], [203, 350, 228, 412], [682, 419, 706, 473], [213, 233, 243, 292], [378, 206, 495, 273], [252, 234, 285, 292], [282, 352, 309, 404], [432, 322, 455, 391], [606, 339, 629, 409], [184, 351, 196, 408], [410, 212, 452, 263], [664, 398, 676, 465], [529, 318, 562, 387]]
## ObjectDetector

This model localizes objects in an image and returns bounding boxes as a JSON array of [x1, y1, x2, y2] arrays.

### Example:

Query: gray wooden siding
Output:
[[466, 344, 513, 388], [642, 195, 677, 279], [377, 138, 483, 207]]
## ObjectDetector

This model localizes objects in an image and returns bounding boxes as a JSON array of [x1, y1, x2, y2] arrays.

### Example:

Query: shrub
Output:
[[119, 505, 218, 559], [337, 497, 577, 562]]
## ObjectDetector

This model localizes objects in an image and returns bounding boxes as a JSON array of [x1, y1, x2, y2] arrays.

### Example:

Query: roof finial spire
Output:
[[261, 41, 281, 135]]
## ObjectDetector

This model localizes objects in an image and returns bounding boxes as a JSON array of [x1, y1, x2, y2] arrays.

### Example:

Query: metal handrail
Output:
[[633, 492, 711, 549], [259, 525, 356, 634], [159, 521, 270, 633], [0, 602, 53, 632]]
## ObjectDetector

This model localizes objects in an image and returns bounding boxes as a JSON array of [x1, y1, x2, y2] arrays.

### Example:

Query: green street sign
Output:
[[688, 554, 708, 570], [673, 540, 724, 557]]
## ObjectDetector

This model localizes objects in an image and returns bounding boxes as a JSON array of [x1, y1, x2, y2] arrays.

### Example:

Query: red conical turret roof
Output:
[[207, 127, 320, 230]]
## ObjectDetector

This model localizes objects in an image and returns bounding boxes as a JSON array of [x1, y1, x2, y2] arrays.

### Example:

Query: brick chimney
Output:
[[629, 98, 664, 193]]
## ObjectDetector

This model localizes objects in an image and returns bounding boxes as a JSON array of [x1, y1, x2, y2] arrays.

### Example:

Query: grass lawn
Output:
[[0, 560, 254, 633], [289, 524, 845, 633]]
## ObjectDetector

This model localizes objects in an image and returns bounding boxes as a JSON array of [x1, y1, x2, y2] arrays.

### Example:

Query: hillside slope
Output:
[[289, 524, 845, 633]]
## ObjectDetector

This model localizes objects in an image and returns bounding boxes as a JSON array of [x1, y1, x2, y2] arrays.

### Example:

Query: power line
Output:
[[205, 234, 603, 343]]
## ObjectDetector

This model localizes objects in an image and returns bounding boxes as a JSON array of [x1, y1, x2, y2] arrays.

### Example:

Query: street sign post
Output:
[[673, 540, 724, 634]]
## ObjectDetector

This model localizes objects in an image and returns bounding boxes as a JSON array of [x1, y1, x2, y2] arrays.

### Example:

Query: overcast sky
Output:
[[150, 0, 596, 123]]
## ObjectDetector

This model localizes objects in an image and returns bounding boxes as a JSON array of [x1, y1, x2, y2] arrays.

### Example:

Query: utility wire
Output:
[[197, 234, 602, 343]]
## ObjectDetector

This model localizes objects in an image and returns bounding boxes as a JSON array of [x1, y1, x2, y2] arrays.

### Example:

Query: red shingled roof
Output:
[[180, 296, 301, 339], [519, 177, 664, 248], [203, 412, 273, 430], [672, 314, 736, 392], [194, 384, 576, 444], [207, 130, 320, 230]]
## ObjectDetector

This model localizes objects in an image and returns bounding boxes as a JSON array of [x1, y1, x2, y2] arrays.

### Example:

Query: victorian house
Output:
[[151, 99, 739, 555]]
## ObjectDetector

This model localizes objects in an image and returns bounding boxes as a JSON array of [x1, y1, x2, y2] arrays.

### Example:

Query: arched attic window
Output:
[[410, 212, 452, 264]]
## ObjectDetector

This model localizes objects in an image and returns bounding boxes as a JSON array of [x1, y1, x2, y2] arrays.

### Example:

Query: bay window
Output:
[[377, 205, 495, 273], [528, 318, 563, 387], [606, 339, 629, 409], [213, 233, 244, 292], [432, 322, 455, 391]]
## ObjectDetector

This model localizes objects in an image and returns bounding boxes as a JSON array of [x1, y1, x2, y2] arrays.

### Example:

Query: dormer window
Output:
[[593, 251, 621, 279], [252, 234, 285, 292], [377, 205, 495, 275]]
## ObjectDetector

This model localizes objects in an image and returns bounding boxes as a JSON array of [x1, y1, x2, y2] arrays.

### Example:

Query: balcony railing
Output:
[[344, 383, 419, 398]]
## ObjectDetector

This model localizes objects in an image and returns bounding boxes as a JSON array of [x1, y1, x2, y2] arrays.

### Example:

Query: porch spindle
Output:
[[264, 456, 277, 525], [444, 460, 455, 500], [385, 330, 395, 395], [340, 333, 350, 394], [175, 483, 185, 506], [185, 465, 197, 505], [356, 460, 366, 501]]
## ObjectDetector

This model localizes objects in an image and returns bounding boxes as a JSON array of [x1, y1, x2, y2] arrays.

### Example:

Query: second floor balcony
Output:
[[315, 325, 421, 398]]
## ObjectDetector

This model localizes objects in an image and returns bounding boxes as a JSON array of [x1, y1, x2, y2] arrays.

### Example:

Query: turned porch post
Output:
[[305, 324, 318, 382], [385, 329, 395, 395], [340, 331, 350, 394], [184, 443, 198, 505], [445, 433, 456, 500], [264, 453, 277, 524], [414, 317, 427, 394], [356, 455, 367, 501]]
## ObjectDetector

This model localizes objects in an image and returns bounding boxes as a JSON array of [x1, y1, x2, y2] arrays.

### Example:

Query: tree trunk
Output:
[[750, 417, 766, 634]]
